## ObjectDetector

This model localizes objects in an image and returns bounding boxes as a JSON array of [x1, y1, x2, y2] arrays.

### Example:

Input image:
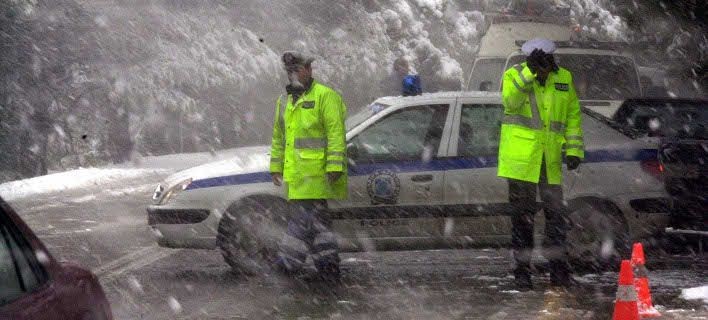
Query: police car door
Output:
[[330, 102, 453, 242], [443, 99, 512, 246]]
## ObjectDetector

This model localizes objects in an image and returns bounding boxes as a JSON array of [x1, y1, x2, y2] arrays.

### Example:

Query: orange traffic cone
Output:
[[631, 243, 661, 318], [613, 260, 640, 320]]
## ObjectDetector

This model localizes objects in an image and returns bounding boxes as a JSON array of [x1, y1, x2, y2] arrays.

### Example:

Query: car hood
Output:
[[162, 145, 270, 187]]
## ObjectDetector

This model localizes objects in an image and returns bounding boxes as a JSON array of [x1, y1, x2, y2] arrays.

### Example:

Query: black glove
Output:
[[527, 49, 557, 74], [566, 156, 581, 170], [543, 53, 558, 72], [526, 49, 545, 74]]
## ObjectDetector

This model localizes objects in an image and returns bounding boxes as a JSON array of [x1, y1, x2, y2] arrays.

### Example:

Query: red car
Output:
[[0, 198, 112, 320]]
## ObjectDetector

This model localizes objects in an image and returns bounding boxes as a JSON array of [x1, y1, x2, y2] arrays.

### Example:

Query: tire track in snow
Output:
[[95, 246, 179, 284]]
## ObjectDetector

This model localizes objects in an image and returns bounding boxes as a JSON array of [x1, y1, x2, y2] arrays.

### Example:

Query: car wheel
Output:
[[216, 197, 288, 275], [566, 200, 630, 273]]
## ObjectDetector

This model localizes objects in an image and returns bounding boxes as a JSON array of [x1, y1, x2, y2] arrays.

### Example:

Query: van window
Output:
[[506, 54, 641, 100], [467, 58, 505, 92]]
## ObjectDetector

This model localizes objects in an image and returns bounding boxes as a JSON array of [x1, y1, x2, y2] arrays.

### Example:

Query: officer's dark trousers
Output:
[[276, 200, 340, 275], [508, 160, 570, 282]]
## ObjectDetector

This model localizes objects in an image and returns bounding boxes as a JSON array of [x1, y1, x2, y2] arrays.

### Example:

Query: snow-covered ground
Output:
[[682, 285, 708, 304], [0, 168, 166, 201], [0, 147, 256, 201]]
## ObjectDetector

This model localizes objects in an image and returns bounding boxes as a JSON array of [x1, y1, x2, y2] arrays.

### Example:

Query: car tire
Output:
[[216, 197, 288, 275], [566, 200, 630, 273]]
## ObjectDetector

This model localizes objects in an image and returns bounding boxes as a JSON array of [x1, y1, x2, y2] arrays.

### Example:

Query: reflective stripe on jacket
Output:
[[270, 80, 348, 199], [498, 62, 584, 185]]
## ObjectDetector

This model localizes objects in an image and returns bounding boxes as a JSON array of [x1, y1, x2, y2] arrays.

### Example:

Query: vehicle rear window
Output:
[[611, 99, 708, 139], [506, 53, 641, 100]]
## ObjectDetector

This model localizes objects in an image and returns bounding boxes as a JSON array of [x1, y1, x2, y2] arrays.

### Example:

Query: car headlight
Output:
[[152, 184, 165, 203], [158, 178, 193, 205]]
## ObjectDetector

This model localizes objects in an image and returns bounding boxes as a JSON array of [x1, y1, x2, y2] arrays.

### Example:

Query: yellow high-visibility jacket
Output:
[[498, 62, 584, 185], [270, 80, 348, 199]]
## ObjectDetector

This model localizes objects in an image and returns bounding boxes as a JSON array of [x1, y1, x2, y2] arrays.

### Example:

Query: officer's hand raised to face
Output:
[[527, 49, 554, 76], [526, 49, 544, 73]]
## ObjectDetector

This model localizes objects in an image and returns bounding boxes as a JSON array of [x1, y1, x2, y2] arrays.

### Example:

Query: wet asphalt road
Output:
[[7, 176, 708, 320]]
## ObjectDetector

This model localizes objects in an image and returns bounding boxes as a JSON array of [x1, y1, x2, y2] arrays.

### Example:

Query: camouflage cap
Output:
[[282, 51, 315, 67]]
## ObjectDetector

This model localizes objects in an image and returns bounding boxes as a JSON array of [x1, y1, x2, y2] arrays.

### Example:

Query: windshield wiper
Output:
[[581, 106, 643, 139]]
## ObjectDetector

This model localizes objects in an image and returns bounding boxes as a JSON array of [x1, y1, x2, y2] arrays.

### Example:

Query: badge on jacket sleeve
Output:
[[555, 83, 569, 91]]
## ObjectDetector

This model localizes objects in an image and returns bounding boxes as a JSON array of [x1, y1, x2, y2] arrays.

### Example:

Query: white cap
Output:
[[282, 51, 315, 67], [521, 38, 557, 55]]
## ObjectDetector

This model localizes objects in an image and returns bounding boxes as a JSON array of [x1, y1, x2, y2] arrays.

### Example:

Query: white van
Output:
[[466, 15, 644, 118], [502, 42, 643, 118], [466, 15, 574, 92]]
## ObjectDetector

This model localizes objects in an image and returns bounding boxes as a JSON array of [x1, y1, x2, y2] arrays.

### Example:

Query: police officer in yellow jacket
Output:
[[270, 51, 347, 280], [498, 39, 584, 290]]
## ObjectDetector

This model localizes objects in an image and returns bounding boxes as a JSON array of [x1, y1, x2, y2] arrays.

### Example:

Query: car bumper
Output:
[[612, 191, 672, 240], [147, 205, 219, 249], [147, 207, 211, 225], [628, 197, 671, 214]]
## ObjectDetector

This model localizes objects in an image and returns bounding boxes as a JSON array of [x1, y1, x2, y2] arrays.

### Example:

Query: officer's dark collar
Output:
[[303, 77, 315, 94]]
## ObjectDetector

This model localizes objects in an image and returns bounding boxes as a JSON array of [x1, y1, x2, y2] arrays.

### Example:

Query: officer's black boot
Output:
[[318, 263, 341, 283], [513, 264, 533, 291], [313, 254, 341, 284], [549, 260, 576, 289]]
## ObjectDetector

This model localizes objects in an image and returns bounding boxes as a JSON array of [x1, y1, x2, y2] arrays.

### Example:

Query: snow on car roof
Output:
[[374, 91, 502, 105], [508, 47, 630, 57]]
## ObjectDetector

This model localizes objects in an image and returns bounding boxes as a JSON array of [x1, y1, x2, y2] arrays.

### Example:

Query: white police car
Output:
[[148, 91, 670, 273]]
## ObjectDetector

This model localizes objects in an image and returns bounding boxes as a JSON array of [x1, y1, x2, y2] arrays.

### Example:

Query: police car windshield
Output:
[[507, 53, 641, 100], [346, 103, 389, 131]]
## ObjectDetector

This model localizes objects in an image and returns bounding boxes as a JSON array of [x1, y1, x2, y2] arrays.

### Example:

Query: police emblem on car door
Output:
[[367, 169, 401, 205], [329, 104, 452, 240]]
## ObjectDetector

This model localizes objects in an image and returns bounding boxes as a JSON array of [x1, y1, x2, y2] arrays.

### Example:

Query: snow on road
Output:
[[0, 167, 166, 201], [682, 285, 708, 304], [0, 147, 258, 202]]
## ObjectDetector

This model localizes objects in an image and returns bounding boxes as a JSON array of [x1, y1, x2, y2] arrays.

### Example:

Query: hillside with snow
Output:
[[3, 0, 702, 182]]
